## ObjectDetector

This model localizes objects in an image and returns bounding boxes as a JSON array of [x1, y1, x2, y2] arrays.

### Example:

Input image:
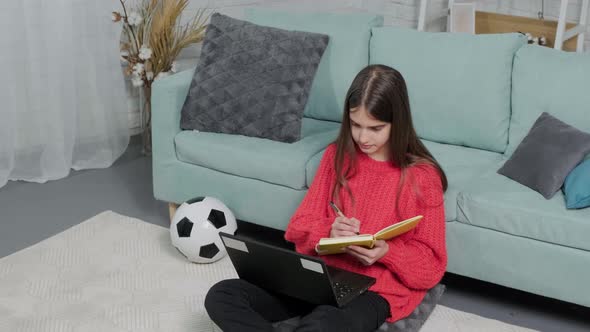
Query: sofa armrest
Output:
[[151, 67, 195, 161], [152, 68, 194, 202]]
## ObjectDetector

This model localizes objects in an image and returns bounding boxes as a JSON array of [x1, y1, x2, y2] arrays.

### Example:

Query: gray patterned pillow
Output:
[[180, 13, 329, 143]]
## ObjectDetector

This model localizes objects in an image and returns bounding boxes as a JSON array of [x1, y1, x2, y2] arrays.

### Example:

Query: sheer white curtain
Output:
[[0, 0, 129, 188]]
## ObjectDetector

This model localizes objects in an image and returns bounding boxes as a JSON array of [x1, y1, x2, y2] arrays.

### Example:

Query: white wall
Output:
[[127, 0, 590, 132]]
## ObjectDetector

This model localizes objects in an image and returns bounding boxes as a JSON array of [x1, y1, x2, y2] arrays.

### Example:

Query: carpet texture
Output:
[[0, 211, 538, 332]]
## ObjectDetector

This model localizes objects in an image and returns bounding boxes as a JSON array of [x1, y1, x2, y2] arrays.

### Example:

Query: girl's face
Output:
[[349, 106, 392, 161]]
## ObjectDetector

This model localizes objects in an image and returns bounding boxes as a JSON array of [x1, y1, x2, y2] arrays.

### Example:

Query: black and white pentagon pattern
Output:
[[176, 217, 194, 238], [207, 209, 226, 229], [199, 242, 220, 259]]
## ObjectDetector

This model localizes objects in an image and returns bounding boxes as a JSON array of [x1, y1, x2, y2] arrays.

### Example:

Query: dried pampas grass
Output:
[[116, 0, 209, 88]]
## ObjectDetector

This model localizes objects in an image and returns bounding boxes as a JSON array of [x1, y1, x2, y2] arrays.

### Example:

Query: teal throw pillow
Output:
[[563, 158, 590, 209]]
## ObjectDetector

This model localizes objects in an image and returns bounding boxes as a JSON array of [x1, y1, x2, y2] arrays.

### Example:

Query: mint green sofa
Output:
[[152, 9, 590, 308]]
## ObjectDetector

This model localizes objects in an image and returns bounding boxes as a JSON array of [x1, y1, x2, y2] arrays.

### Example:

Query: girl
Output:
[[205, 64, 448, 332]]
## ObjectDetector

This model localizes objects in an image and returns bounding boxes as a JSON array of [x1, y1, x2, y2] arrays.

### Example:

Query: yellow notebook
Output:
[[316, 215, 423, 255]]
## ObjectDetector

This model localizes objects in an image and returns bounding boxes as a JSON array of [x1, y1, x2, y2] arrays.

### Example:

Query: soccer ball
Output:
[[170, 196, 237, 263]]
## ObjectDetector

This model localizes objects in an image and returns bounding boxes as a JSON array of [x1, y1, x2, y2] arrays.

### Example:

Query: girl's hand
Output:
[[330, 216, 361, 238], [345, 240, 389, 266]]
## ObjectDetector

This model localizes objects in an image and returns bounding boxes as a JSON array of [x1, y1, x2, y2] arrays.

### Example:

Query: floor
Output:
[[1, 138, 589, 332]]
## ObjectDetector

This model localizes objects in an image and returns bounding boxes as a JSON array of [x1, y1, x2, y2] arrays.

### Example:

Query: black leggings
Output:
[[205, 278, 391, 332]]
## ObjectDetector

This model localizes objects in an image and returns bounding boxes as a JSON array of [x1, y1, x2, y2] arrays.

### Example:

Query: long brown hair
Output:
[[332, 64, 447, 215]]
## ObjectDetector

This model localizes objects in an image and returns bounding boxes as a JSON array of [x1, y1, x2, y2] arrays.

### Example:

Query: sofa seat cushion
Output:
[[305, 148, 326, 188], [303, 140, 504, 222], [175, 118, 340, 190], [422, 140, 504, 222], [457, 170, 590, 251]]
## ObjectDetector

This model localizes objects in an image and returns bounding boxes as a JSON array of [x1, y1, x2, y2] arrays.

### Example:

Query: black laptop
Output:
[[219, 232, 376, 307]]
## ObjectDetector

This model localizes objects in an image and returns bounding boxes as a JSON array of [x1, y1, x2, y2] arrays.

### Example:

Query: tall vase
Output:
[[139, 85, 152, 156]]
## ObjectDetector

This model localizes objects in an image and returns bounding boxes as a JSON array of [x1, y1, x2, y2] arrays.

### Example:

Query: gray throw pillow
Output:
[[272, 284, 445, 332], [180, 13, 329, 143], [376, 284, 445, 332], [498, 112, 590, 199]]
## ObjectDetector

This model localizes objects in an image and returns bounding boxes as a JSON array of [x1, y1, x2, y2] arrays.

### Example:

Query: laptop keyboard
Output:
[[333, 281, 354, 300]]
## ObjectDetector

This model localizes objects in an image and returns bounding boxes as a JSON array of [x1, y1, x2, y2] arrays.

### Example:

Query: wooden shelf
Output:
[[475, 11, 579, 51]]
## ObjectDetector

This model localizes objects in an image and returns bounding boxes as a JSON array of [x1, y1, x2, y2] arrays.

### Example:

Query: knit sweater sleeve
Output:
[[378, 164, 447, 290], [285, 144, 337, 256]]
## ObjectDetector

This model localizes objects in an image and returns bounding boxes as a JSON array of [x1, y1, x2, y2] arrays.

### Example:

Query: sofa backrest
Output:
[[506, 45, 590, 157], [245, 8, 383, 123], [370, 27, 526, 153]]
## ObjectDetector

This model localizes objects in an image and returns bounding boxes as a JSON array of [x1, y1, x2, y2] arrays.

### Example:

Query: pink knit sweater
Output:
[[285, 144, 447, 322]]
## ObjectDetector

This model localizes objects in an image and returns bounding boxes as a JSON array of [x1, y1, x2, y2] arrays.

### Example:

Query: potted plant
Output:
[[113, 0, 208, 155]]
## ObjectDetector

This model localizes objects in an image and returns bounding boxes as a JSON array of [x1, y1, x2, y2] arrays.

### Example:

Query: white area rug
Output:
[[0, 211, 537, 332]]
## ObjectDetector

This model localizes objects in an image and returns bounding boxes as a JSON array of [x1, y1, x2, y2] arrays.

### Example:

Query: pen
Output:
[[329, 201, 345, 217], [329, 201, 359, 235]]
